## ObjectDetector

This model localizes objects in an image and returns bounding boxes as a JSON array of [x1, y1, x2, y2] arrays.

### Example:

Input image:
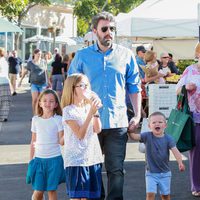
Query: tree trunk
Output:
[[14, 33, 20, 50]]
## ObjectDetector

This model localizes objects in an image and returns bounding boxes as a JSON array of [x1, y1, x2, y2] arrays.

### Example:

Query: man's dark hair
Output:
[[168, 53, 173, 58], [91, 11, 115, 29]]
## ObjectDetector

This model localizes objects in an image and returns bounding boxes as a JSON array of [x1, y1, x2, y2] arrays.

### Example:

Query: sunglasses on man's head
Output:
[[101, 26, 116, 33], [162, 57, 169, 59]]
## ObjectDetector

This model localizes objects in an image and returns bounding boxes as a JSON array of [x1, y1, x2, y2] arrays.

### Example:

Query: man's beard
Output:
[[96, 32, 113, 47]]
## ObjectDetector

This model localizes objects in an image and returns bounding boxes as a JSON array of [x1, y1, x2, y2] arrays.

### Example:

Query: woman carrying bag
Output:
[[176, 43, 200, 197]]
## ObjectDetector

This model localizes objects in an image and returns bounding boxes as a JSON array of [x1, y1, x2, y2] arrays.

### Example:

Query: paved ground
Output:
[[0, 80, 197, 200]]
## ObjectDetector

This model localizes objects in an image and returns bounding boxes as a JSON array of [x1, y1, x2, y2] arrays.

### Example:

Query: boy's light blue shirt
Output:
[[68, 43, 141, 129]]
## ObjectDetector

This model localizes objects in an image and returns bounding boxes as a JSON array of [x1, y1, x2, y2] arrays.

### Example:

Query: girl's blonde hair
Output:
[[144, 50, 156, 63], [36, 89, 62, 116], [61, 73, 91, 108]]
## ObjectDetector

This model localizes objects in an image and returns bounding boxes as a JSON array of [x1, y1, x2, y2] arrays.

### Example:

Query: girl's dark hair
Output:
[[55, 53, 62, 62], [33, 48, 41, 54], [36, 89, 62, 116], [63, 54, 69, 62], [71, 52, 75, 58], [32, 49, 41, 59]]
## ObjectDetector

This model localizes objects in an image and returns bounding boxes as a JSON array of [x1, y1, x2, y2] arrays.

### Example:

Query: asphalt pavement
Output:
[[0, 79, 197, 200]]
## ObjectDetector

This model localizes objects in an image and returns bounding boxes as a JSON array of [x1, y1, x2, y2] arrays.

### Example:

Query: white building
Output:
[[21, 3, 77, 60], [0, 2, 77, 61]]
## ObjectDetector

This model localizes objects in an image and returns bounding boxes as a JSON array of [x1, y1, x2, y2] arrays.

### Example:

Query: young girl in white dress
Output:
[[61, 73, 103, 200], [26, 89, 65, 200]]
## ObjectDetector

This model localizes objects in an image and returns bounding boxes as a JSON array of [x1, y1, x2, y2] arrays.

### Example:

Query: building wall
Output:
[[21, 4, 77, 61], [22, 5, 76, 37]]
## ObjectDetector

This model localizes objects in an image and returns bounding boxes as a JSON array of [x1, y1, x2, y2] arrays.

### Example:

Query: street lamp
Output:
[[48, 22, 60, 52]]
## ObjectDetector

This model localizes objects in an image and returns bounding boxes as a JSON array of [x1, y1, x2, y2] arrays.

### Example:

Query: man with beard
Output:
[[68, 11, 141, 200]]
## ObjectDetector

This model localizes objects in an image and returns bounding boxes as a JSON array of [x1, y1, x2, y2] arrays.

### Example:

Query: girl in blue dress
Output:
[[61, 73, 103, 199], [26, 89, 65, 200]]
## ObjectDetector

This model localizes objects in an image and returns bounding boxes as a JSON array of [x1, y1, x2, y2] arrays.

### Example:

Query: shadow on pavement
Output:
[[0, 160, 195, 200]]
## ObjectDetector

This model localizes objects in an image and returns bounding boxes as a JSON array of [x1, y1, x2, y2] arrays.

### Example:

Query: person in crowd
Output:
[[129, 111, 185, 200], [168, 53, 173, 62], [140, 51, 165, 118], [143, 51, 165, 84], [26, 89, 65, 200], [159, 53, 172, 77], [0, 48, 9, 80], [135, 45, 147, 118], [159, 52, 179, 75], [50, 53, 64, 99], [68, 11, 141, 200], [136, 45, 146, 79], [61, 73, 103, 199], [62, 54, 70, 79], [176, 43, 200, 197], [6, 50, 11, 61], [18, 49, 49, 115], [53, 48, 59, 58], [0, 47, 11, 122], [8, 50, 22, 95], [168, 53, 180, 74], [44, 51, 53, 76]]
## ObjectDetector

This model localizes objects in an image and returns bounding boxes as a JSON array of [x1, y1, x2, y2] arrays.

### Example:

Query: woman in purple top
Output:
[[176, 43, 200, 197]]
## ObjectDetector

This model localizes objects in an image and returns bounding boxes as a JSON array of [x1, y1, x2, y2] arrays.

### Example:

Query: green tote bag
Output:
[[165, 86, 195, 152]]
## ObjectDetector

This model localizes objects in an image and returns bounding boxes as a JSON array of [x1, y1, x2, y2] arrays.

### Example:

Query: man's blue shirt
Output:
[[68, 43, 141, 129]]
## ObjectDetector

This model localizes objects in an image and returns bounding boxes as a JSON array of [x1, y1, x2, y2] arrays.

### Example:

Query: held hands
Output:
[[128, 116, 141, 133]]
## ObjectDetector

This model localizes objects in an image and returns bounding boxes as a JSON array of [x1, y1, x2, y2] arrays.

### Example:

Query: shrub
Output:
[[176, 59, 196, 73]]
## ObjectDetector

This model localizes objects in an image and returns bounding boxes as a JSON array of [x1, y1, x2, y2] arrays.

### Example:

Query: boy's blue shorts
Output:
[[145, 171, 171, 195]]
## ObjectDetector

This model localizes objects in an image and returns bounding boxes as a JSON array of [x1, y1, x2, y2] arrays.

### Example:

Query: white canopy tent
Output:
[[0, 17, 23, 52], [55, 35, 77, 45], [116, 0, 200, 59], [0, 18, 22, 33], [23, 35, 52, 43], [23, 35, 53, 52], [55, 35, 84, 54], [23, 34, 84, 54]]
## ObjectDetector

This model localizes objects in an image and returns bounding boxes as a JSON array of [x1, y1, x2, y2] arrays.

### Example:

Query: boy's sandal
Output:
[[192, 191, 200, 197]]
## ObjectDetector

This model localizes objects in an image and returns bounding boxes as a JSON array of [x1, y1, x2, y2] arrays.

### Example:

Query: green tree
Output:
[[0, 0, 51, 49], [72, 0, 144, 36]]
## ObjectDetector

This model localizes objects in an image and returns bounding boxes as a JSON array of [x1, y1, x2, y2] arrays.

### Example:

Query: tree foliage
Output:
[[72, 0, 144, 36], [0, 0, 51, 50], [0, 0, 51, 25]]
